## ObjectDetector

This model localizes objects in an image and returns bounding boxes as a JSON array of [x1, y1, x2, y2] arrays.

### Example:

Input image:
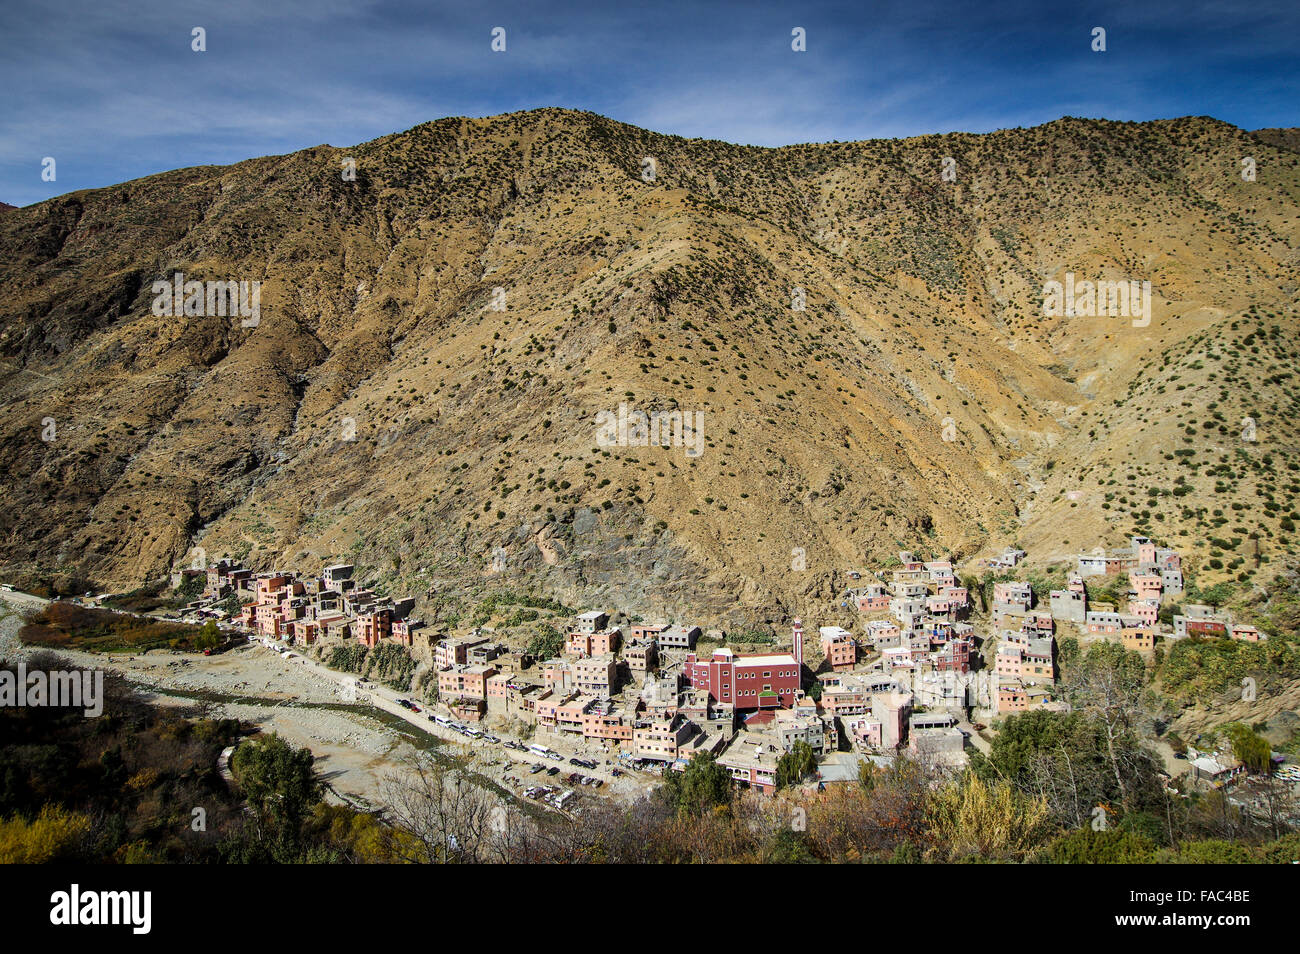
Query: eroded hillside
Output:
[[1, 110, 1297, 627]]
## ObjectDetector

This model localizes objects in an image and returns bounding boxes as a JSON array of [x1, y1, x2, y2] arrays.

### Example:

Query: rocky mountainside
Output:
[[1, 109, 1297, 628]]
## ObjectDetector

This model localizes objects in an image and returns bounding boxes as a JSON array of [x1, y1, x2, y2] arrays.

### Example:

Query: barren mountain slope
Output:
[[0, 110, 1296, 627]]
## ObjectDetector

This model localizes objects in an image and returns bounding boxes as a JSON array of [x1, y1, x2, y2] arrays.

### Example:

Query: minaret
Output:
[[792, 618, 804, 667]]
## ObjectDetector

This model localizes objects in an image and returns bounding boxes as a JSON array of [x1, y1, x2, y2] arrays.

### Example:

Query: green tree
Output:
[[526, 624, 565, 660], [661, 752, 731, 816], [1223, 722, 1272, 775], [776, 741, 817, 789], [231, 733, 323, 851], [974, 708, 1164, 828], [195, 620, 222, 651]]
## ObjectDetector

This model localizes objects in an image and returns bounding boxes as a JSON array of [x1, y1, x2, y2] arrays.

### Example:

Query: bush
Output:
[[526, 624, 565, 659], [1045, 828, 1158, 864], [926, 773, 1053, 861], [364, 643, 416, 691], [0, 805, 91, 863], [1175, 839, 1258, 864], [327, 643, 367, 673]]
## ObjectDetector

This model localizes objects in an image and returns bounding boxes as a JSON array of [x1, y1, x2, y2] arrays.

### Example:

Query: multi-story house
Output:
[[818, 626, 858, 671], [683, 648, 801, 710], [933, 638, 971, 673], [1173, 604, 1230, 639], [436, 635, 491, 670], [566, 627, 621, 658], [438, 664, 498, 702], [574, 654, 618, 697], [992, 581, 1033, 613], [322, 564, 354, 591], [658, 624, 701, 650], [864, 619, 902, 648], [354, 606, 393, 648], [774, 710, 827, 756], [573, 610, 609, 634], [633, 713, 698, 763], [849, 583, 891, 613], [1049, 577, 1088, 623], [716, 736, 782, 794], [1128, 599, 1160, 627]]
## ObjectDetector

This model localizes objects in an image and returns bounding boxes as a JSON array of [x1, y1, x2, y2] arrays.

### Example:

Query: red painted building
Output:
[[683, 648, 801, 710], [934, 638, 971, 673]]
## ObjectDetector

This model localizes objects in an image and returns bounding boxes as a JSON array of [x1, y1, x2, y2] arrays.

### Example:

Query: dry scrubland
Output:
[[0, 110, 1297, 632]]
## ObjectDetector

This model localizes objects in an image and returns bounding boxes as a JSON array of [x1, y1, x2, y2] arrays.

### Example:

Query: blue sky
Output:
[[2, 0, 1296, 206]]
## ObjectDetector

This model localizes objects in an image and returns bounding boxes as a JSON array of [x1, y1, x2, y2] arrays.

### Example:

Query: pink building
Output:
[[939, 585, 969, 609], [435, 635, 490, 671], [582, 706, 635, 742], [1128, 599, 1160, 627], [573, 655, 618, 696], [438, 664, 498, 702], [633, 714, 697, 762], [851, 584, 891, 613], [993, 581, 1033, 610], [628, 623, 670, 642], [818, 626, 858, 671], [820, 684, 869, 717], [1130, 571, 1163, 602], [865, 619, 902, 647], [354, 607, 393, 648], [566, 628, 621, 658]]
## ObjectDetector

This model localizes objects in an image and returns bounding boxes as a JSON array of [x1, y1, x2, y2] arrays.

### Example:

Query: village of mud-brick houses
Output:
[[183, 535, 1261, 794]]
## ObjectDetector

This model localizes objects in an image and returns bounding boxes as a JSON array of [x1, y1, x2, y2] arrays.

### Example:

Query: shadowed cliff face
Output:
[[0, 109, 1297, 627]]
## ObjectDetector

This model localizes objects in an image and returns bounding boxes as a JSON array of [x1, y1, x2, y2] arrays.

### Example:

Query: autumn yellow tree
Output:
[[925, 772, 1053, 861], [0, 805, 91, 863]]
